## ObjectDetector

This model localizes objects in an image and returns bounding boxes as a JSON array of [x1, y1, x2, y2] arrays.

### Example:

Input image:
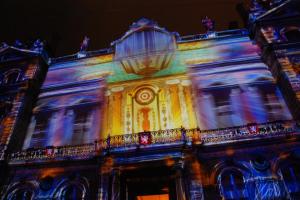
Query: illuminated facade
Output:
[[0, 0, 300, 199]]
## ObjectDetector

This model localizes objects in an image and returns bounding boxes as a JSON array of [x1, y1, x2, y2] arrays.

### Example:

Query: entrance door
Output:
[[136, 194, 169, 200], [120, 166, 177, 200]]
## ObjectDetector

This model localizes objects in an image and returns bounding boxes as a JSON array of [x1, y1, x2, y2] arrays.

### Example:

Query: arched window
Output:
[[61, 184, 85, 200], [10, 189, 34, 200], [218, 169, 248, 200], [280, 163, 300, 199], [281, 27, 300, 43], [4, 182, 37, 200], [3, 69, 21, 85]]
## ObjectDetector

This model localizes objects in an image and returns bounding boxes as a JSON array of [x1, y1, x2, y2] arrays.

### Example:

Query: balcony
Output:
[[8, 120, 298, 163]]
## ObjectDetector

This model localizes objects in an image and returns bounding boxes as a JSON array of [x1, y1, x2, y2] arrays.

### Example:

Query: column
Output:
[[48, 111, 61, 146], [86, 109, 96, 143], [98, 172, 110, 200], [178, 83, 189, 128], [275, 88, 292, 120], [230, 88, 244, 126], [187, 159, 204, 200], [112, 91, 123, 135], [101, 92, 111, 139], [22, 116, 36, 149], [200, 93, 217, 129], [169, 84, 182, 128], [98, 157, 114, 200], [63, 109, 74, 145], [111, 169, 121, 200], [174, 161, 187, 200], [183, 85, 197, 129]]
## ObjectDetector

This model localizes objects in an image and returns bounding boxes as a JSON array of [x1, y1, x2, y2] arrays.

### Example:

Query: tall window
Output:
[[258, 86, 282, 121], [72, 110, 90, 144], [212, 88, 234, 128], [30, 115, 48, 147]]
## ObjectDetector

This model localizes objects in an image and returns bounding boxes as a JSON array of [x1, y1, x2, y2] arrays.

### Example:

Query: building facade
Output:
[[0, 0, 300, 199]]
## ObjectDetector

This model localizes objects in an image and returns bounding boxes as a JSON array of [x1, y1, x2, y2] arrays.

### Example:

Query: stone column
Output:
[[22, 115, 36, 149], [178, 83, 189, 128], [200, 93, 217, 129], [63, 109, 74, 144], [187, 157, 204, 200], [98, 172, 110, 200], [230, 88, 244, 126], [174, 161, 187, 200], [111, 169, 121, 200]]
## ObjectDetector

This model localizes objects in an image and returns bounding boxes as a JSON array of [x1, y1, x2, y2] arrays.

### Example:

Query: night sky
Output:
[[0, 0, 250, 57]]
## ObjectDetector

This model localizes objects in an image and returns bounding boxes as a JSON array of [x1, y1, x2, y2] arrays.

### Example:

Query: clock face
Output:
[[135, 88, 155, 105]]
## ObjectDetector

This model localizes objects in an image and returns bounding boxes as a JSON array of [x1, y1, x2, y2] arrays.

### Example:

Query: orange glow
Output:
[[137, 194, 169, 200], [39, 168, 65, 178]]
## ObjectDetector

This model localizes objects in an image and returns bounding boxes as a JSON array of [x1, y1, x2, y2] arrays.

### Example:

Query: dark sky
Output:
[[0, 0, 250, 57]]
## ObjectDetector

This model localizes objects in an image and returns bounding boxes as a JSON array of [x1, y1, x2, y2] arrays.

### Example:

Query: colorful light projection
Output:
[[22, 29, 293, 148], [23, 81, 105, 149], [190, 60, 292, 129]]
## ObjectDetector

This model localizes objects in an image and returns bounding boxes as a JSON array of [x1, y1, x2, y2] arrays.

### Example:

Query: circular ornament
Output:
[[135, 88, 155, 105]]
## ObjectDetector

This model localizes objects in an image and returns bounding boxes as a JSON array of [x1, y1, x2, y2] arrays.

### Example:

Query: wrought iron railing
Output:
[[10, 143, 96, 161], [8, 120, 298, 162], [201, 121, 296, 145]]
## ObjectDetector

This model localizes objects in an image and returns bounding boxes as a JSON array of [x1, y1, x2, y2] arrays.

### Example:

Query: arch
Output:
[[252, 76, 273, 83], [210, 160, 250, 185], [217, 167, 249, 200], [52, 176, 89, 200], [280, 26, 300, 42], [207, 81, 228, 88], [3, 69, 22, 85], [3, 181, 38, 200]]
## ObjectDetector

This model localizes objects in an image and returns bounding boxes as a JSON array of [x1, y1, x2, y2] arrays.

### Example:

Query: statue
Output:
[[32, 39, 44, 52], [0, 42, 8, 49], [80, 36, 90, 52], [13, 40, 24, 49], [202, 16, 215, 33]]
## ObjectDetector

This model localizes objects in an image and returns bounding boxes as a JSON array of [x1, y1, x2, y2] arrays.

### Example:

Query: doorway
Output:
[[120, 166, 177, 200]]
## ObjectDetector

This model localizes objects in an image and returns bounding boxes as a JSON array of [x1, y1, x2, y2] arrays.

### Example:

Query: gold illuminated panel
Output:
[[101, 75, 197, 137]]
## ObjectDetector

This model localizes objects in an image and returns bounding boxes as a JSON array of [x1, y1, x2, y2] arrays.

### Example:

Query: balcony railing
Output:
[[8, 120, 298, 162]]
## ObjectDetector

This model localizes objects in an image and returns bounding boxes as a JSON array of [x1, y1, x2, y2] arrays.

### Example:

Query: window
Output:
[[258, 88, 282, 121], [211, 88, 234, 127], [30, 115, 48, 148], [72, 110, 90, 144]]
